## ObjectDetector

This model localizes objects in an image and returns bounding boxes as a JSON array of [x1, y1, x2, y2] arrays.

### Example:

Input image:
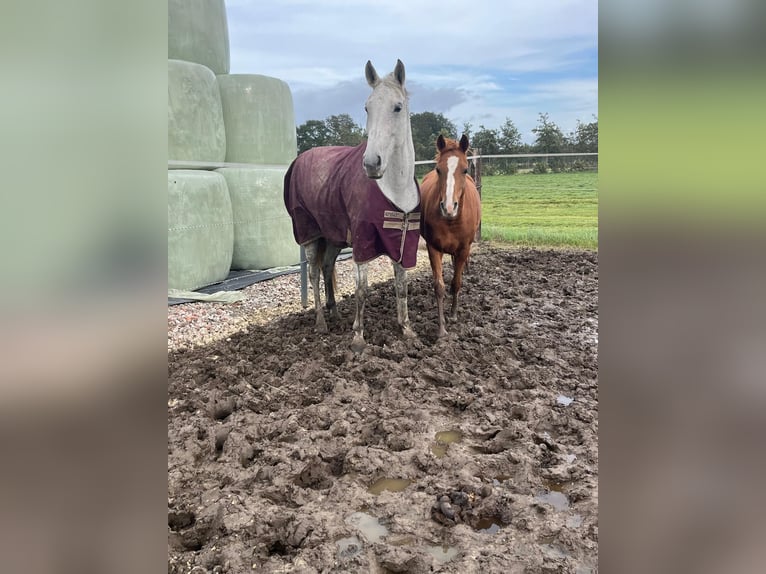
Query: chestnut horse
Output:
[[420, 134, 481, 337]]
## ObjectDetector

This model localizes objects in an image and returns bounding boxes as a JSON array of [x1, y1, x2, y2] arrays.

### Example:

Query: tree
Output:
[[296, 119, 330, 154], [461, 121, 473, 144], [470, 125, 500, 155], [498, 118, 522, 154], [324, 114, 365, 147], [572, 116, 598, 153], [410, 112, 457, 161], [531, 113, 565, 154]]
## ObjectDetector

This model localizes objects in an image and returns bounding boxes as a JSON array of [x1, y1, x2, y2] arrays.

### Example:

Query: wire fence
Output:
[[415, 151, 598, 180]]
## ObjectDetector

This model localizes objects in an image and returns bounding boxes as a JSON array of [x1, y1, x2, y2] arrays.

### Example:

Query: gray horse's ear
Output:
[[394, 59, 405, 86], [365, 61, 380, 87], [460, 134, 469, 152]]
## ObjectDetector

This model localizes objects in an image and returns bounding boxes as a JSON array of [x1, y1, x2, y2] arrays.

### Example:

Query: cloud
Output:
[[225, 0, 598, 143]]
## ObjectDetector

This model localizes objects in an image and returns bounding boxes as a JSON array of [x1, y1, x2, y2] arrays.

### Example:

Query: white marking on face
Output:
[[445, 156, 459, 214]]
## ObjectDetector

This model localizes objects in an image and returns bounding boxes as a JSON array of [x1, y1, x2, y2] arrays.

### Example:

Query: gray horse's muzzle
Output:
[[363, 153, 383, 179]]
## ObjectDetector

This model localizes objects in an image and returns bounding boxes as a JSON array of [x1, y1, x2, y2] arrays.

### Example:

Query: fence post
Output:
[[474, 149, 482, 242], [300, 245, 308, 308]]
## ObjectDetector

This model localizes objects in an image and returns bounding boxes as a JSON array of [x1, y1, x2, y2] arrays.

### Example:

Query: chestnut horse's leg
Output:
[[393, 261, 416, 339], [427, 244, 448, 338], [450, 247, 470, 319], [322, 244, 342, 322], [351, 261, 368, 352], [304, 240, 327, 333]]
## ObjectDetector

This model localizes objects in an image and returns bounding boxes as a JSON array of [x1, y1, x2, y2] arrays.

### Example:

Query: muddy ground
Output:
[[168, 245, 598, 573]]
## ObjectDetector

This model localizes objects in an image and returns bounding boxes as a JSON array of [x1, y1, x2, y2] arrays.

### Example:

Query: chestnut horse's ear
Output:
[[394, 59, 405, 86], [460, 134, 470, 153], [436, 134, 446, 151], [365, 60, 380, 87]]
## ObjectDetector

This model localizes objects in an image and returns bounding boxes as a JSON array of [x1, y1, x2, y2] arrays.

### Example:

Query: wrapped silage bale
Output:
[[217, 74, 298, 165], [216, 167, 300, 270], [168, 0, 230, 75], [168, 170, 234, 291], [168, 59, 227, 163]]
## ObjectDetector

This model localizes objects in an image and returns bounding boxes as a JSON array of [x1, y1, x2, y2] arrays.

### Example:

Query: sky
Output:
[[225, 0, 597, 146]]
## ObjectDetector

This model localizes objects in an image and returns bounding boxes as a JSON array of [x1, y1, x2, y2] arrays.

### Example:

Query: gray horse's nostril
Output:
[[364, 154, 382, 171]]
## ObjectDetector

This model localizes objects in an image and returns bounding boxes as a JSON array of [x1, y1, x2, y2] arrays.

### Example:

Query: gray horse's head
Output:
[[362, 59, 412, 179]]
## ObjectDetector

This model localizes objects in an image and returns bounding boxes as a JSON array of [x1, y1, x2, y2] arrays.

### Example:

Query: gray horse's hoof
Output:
[[316, 318, 328, 334], [350, 336, 366, 353], [402, 326, 417, 339]]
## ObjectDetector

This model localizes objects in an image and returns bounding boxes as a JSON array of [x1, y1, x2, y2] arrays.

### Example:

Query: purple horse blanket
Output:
[[284, 142, 421, 269]]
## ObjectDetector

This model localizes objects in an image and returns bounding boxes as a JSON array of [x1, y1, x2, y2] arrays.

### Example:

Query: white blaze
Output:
[[445, 156, 459, 214]]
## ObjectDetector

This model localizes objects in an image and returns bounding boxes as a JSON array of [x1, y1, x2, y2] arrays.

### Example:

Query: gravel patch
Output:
[[167, 242, 433, 352]]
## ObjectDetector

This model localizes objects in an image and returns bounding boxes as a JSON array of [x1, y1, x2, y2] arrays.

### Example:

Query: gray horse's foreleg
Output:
[[304, 241, 327, 333], [322, 245, 342, 322], [393, 261, 416, 339], [351, 261, 368, 352]]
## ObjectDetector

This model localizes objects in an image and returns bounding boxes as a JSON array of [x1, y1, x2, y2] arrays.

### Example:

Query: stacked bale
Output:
[[168, 171, 233, 291], [217, 74, 297, 165], [168, 59, 226, 163], [168, 0, 300, 291], [216, 74, 298, 269], [168, 0, 230, 75], [216, 167, 296, 270]]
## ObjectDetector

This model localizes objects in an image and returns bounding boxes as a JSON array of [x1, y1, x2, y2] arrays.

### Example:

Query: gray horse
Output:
[[284, 60, 420, 352]]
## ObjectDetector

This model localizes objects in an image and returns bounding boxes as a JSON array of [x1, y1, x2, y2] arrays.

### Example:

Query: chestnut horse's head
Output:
[[433, 133, 470, 219]]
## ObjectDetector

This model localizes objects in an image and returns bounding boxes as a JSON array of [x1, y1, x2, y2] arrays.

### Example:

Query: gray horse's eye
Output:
[[364, 105, 368, 113], [393, 103, 402, 112]]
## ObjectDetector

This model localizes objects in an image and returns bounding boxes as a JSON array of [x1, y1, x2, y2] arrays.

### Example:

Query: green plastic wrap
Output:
[[216, 167, 300, 270], [168, 0, 230, 75], [168, 170, 233, 290], [168, 59, 226, 163], [217, 74, 297, 165]]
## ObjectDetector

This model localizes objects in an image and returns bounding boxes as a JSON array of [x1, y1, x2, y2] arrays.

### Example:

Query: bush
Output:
[[532, 162, 549, 174], [570, 159, 586, 172]]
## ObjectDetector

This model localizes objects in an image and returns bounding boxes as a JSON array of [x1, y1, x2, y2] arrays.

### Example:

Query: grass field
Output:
[[479, 172, 598, 249]]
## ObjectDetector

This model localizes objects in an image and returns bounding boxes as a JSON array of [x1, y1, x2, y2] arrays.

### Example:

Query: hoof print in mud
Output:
[[168, 505, 223, 552], [258, 516, 315, 557], [377, 546, 429, 573], [239, 445, 257, 468], [213, 427, 231, 453], [293, 456, 332, 490], [168, 509, 195, 531], [430, 486, 511, 532], [210, 395, 236, 421]]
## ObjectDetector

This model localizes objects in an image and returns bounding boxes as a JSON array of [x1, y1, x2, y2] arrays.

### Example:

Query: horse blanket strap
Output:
[[354, 191, 420, 269], [284, 142, 421, 270]]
